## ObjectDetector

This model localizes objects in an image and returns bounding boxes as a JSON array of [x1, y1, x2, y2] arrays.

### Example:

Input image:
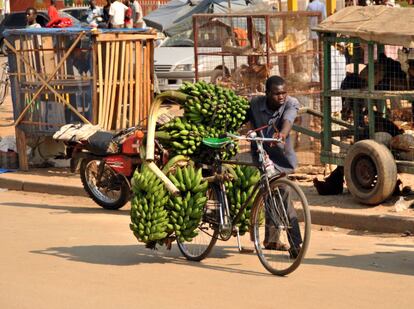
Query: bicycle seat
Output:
[[202, 137, 233, 149]]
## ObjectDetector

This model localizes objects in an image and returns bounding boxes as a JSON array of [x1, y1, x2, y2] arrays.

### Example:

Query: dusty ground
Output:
[[0, 189, 413, 309]]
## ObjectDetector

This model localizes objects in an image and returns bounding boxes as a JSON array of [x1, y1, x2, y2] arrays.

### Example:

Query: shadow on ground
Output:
[[304, 248, 414, 276], [0, 202, 129, 215], [31, 244, 270, 277]]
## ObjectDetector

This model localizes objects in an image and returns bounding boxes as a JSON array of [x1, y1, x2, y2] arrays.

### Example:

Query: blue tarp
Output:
[[144, 0, 253, 37], [3, 27, 151, 37]]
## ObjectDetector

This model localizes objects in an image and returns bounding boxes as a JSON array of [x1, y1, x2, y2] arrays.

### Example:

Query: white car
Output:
[[154, 31, 235, 92]]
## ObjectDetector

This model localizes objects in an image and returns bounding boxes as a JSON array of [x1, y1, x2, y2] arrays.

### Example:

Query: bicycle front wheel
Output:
[[251, 177, 311, 276]]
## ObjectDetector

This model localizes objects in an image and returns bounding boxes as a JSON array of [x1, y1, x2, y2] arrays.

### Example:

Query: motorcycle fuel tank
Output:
[[105, 155, 133, 176]]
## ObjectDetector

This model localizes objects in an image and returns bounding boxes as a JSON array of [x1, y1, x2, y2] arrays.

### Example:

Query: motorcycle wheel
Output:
[[80, 158, 130, 210]]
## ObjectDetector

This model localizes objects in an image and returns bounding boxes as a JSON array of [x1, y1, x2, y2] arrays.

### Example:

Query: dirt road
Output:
[[0, 189, 413, 309]]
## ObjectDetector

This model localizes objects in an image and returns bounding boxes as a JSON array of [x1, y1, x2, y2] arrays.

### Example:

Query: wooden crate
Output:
[[4, 28, 156, 170]]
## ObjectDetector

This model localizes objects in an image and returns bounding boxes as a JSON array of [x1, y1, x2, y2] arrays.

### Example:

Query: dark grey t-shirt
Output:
[[247, 95, 300, 174]]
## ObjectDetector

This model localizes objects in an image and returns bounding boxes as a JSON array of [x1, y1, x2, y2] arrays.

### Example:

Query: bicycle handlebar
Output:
[[226, 132, 283, 143]]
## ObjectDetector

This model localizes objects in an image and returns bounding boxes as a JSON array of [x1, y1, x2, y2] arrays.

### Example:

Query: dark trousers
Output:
[[264, 187, 302, 249]]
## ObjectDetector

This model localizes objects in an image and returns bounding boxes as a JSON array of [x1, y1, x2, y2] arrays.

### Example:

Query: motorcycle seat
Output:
[[87, 131, 118, 155]]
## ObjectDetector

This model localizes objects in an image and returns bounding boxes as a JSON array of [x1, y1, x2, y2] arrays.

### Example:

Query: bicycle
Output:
[[0, 62, 9, 106], [176, 129, 311, 276]]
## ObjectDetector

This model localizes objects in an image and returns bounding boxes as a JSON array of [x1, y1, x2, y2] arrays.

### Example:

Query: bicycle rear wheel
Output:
[[251, 177, 311, 276], [177, 183, 220, 261]]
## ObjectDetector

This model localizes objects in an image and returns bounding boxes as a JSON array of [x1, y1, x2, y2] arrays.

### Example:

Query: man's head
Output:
[[51, 0, 56, 6], [26, 7, 37, 25], [265, 75, 287, 109], [90, 0, 97, 8]]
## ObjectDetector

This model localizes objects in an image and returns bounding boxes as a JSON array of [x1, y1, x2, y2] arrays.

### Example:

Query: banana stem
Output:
[[146, 91, 188, 195]]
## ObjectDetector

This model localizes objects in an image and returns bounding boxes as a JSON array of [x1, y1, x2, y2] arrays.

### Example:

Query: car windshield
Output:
[[161, 31, 194, 47]]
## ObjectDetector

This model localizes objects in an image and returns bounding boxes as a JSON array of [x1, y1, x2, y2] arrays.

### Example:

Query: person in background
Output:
[[131, 0, 145, 28], [86, 0, 103, 28], [102, 0, 113, 27], [109, 0, 128, 29], [307, 0, 326, 40], [124, 0, 133, 28], [26, 7, 41, 28], [48, 0, 59, 22]]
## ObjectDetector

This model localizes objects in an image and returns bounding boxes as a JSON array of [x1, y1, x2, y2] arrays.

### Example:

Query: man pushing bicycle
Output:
[[245, 75, 303, 258]]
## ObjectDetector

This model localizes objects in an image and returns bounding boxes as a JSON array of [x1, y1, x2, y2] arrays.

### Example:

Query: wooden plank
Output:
[[41, 36, 55, 76], [10, 33, 87, 126], [15, 127, 29, 171], [95, 33, 157, 42], [104, 41, 116, 129], [116, 41, 126, 130], [135, 41, 142, 125], [122, 41, 130, 129], [144, 41, 151, 125], [97, 41, 104, 126], [101, 41, 111, 126], [107, 41, 120, 130], [149, 39, 154, 109], [128, 41, 134, 126], [15, 39, 22, 82], [91, 37, 99, 124]]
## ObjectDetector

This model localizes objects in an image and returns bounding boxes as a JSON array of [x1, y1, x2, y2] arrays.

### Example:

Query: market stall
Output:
[[312, 6, 414, 205], [4, 28, 157, 170]]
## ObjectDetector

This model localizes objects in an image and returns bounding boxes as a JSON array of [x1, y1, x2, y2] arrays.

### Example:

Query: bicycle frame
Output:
[[207, 130, 290, 238]]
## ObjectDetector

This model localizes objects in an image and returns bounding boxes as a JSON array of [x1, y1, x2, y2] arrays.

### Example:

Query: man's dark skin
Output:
[[266, 83, 293, 144]]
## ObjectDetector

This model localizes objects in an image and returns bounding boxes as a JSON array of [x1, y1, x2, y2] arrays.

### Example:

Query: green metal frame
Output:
[[317, 34, 414, 173]]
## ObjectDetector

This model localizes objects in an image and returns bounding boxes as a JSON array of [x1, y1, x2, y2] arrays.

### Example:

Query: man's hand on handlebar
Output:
[[271, 131, 286, 147]]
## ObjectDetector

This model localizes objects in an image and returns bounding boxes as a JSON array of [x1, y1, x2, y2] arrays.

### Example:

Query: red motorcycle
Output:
[[54, 124, 167, 210]]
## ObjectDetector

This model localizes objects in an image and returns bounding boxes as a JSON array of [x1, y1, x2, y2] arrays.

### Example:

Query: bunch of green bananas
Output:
[[180, 81, 249, 132], [158, 117, 204, 156], [157, 81, 249, 161], [225, 166, 260, 235], [130, 165, 172, 244], [167, 165, 209, 242]]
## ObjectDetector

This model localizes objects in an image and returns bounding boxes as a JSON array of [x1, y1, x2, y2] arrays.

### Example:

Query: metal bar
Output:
[[368, 42, 375, 139], [298, 107, 353, 128], [193, 15, 199, 82], [328, 89, 414, 100], [322, 36, 332, 155]]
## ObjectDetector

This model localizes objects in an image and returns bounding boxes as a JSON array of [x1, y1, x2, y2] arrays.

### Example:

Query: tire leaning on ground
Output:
[[344, 140, 397, 206]]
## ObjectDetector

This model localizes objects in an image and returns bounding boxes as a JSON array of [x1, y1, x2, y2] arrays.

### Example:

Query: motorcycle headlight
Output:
[[173, 64, 194, 72]]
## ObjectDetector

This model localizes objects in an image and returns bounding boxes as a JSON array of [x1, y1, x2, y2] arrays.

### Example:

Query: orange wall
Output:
[[11, 0, 66, 11]]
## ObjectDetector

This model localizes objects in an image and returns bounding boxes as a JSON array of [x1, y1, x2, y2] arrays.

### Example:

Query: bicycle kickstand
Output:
[[235, 226, 254, 254]]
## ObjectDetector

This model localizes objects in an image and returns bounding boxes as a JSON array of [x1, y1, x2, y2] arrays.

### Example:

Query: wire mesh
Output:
[[6, 29, 94, 136], [324, 36, 414, 164], [193, 12, 323, 165]]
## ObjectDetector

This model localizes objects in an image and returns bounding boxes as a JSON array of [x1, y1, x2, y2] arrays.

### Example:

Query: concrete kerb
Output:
[[0, 175, 413, 234], [0, 176, 86, 197]]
